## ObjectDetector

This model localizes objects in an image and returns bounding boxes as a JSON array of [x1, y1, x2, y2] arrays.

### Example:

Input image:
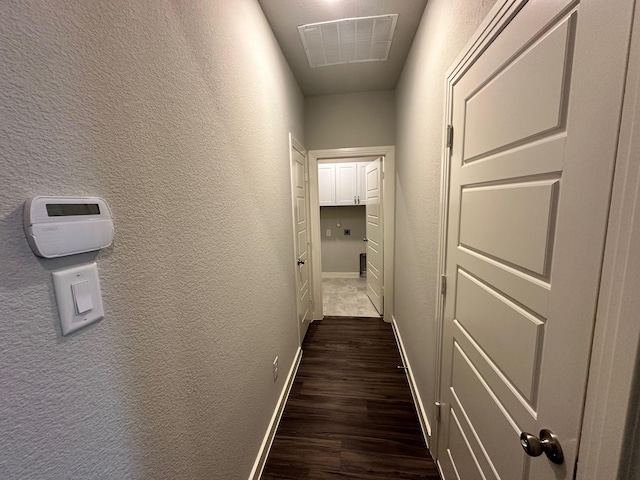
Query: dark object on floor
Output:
[[262, 316, 441, 479]]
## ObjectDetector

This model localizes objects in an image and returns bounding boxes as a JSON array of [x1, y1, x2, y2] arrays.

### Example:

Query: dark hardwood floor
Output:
[[262, 316, 441, 480]]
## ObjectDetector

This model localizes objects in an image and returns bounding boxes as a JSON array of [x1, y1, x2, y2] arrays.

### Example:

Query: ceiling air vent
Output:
[[298, 14, 398, 68]]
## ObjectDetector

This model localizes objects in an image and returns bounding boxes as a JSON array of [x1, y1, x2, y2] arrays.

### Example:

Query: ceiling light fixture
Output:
[[298, 14, 398, 68]]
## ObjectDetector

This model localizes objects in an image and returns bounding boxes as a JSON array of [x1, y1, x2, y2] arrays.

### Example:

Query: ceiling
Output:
[[258, 0, 428, 97]]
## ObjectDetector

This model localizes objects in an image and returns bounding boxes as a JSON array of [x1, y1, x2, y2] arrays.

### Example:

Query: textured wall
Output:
[[304, 91, 395, 150], [0, 1, 303, 479], [393, 0, 497, 434], [320, 206, 367, 273]]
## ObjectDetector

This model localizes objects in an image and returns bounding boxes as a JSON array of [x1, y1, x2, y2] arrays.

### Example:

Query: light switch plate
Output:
[[52, 262, 104, 336]]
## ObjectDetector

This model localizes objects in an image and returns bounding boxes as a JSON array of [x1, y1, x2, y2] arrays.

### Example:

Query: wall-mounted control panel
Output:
[[24, 196, 114, 258]]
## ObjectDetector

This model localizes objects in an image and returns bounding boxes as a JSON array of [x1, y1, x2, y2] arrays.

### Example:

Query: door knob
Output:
[[297, 259, 305, 266], [520, 429, 564, 465]]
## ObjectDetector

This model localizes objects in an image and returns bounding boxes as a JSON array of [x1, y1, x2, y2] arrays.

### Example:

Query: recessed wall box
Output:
[[24, 196, 114, 258]]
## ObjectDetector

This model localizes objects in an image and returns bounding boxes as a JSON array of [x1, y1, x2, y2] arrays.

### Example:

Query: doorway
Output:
[[308, 146, 395, 322], [318, 157, 379, 317]]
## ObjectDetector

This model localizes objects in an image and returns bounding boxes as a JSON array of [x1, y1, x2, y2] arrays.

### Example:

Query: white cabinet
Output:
[[356, 161, 369, 205], [318, 163, 335, 206], [335, 163, 358, 205], [318, 161, 371, 206]]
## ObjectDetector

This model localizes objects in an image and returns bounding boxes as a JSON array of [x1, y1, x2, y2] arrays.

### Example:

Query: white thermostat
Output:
[[24, 196, 114, 258]]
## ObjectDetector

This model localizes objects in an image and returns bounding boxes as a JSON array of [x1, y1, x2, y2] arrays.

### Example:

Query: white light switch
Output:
[[326, 229, 331, 237], [72, 280, 93, 314], [52, 262, 104, 336]]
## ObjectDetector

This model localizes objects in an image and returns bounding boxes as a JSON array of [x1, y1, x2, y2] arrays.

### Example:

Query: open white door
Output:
[[365, 158, 383, 315], [290, 138, 311, 343], [436, 1, 632, 479]]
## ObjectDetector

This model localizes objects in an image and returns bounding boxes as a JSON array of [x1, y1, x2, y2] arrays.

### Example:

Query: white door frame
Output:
[[308, 146, 395, 322], [433, 0, 637, 476], [578, 5, 640, 478], [289, 133, 312, 345]]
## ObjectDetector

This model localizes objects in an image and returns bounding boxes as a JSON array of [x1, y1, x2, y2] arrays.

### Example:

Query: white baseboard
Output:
[[322, 272, 361, 279], [391, 315, 432, 448], [248, 347, 302, 480]]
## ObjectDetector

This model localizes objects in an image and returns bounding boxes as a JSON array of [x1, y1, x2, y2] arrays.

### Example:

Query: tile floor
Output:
[[322, 277, 381, 317]]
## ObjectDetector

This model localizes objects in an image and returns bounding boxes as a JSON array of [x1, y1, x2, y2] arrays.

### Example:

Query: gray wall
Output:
[[320, 206, 367, 273], [0, 1, 302, 479], [393, 0, 497, 433], [305, 91, 395, 150]]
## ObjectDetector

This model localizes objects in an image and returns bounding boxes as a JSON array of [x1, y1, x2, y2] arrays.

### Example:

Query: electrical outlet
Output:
[[344, 229, 351, 236], [273, 356, 279, 381]]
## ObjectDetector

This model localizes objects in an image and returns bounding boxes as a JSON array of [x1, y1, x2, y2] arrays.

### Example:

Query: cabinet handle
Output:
[[354, 196, 356, 204], [357, 196, 360, 204]]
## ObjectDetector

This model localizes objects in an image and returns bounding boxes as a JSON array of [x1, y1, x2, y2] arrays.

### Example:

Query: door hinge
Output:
[[440, 275, 447, 295], [446, 124, 454, 149], [435, 401, 443, 422], [304, 171, 309, 182]]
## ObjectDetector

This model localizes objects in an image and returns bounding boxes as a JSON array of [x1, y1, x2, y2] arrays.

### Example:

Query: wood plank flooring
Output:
[[262, 317, 441, 479]]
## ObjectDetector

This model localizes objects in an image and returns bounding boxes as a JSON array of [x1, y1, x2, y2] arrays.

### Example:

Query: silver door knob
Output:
[[520, 429, 564, 465], [297, 259, 305, 266]]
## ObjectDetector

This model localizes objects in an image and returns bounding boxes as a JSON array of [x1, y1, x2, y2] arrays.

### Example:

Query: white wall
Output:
[[0, 1, 302, 479], [305, 91, 395, 150], [320, 206, 367, 273], [393, 0, 497, 435]]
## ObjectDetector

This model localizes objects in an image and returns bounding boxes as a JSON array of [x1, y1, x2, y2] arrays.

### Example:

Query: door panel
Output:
[[291, 146, 311, 343], [437, 1, 632, 479], [448, 409, 488, 480], [456, 270, 543, 400], [463, 17, 571, 161], [318, 163, 335, 206], [335, 163, 358, 205], [452, 344, 524, 480], [365, 158, 383, 315], [459, 179, 559, 275]]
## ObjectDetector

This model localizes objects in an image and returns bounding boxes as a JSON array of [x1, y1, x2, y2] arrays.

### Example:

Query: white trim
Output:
[[308, 146, 395, 323], [391, 315, 432, 448], [578, 4, 640, 478], [322, 272, 361, 279], [248, 347, 303, 480]]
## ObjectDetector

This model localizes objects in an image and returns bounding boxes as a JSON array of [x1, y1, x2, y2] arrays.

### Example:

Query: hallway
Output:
[[262, 317, 439, 479]]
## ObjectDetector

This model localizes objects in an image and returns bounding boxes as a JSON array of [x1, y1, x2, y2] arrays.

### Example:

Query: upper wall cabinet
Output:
[[319, 161, 370, 206], [318, 163, 336, 206], [335, 163, 358, 205]]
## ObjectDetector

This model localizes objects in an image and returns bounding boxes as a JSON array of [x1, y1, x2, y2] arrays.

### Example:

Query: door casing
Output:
[[308, 146, 395, 322]]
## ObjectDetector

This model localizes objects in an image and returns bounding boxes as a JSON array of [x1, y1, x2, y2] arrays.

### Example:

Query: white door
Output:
[[437, 1, 631, 479], [291, 143, 311, 343], [365, 158, 383, 315], [335, 163, 358, 205]]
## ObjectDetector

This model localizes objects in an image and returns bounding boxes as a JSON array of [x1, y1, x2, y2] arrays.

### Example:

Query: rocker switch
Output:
[[72, 280, 93, 314]]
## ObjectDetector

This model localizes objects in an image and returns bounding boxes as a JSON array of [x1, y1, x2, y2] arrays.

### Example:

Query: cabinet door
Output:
[[357, 161, 372, 205], [335, 163, 358, 206], [318, 163, 335, 206]]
